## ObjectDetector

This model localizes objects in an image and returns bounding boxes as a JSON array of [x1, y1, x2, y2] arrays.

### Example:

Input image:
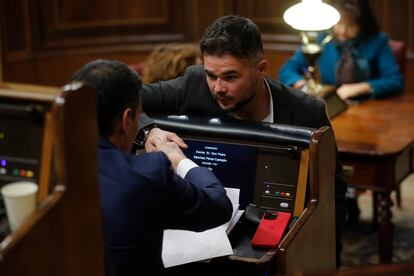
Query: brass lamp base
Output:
[[307, 85, 347, 119]]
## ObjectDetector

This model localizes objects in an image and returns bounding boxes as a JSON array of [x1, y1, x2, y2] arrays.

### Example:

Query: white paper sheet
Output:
[[162, 225, 232, 267], [161, 187, 241, 268]]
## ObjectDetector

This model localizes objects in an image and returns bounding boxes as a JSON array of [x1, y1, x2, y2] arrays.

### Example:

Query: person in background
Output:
[[142, 43, 202, 83], [139, 15, 347, 267], [279, 0, 403, 100], [71, 59, 232, 275]]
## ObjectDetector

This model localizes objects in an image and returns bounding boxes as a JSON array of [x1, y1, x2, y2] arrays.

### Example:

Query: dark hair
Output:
[[200, 15, 263, 60], [331, 0, 379, 37], [71, 59, 141, 137]]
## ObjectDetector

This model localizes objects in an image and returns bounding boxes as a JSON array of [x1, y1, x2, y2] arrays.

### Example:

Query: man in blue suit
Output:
[[71, 59, 233, 275]]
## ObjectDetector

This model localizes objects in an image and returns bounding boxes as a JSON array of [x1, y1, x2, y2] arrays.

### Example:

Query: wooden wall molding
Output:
[[39, 0, 192, 51], [1, 0, 33, 61], [1, 0, 413, 91], [50, 0, 170, 30], [193, 0, 236, 39]]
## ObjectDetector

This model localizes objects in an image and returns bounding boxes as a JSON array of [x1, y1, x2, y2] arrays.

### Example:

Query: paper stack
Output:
[[162, 187, 244, 268]]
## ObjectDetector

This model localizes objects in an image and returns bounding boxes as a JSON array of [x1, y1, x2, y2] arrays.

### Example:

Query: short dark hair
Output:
[[71, 59, 141, 137], [331, 0, 379, 37], [200, 15, 264, 60]]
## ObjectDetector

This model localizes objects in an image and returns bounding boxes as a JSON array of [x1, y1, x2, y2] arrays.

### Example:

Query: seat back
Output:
[[0, 83, 104, 275], [389, 40, 406, 74], [151, 115, 337, 273]]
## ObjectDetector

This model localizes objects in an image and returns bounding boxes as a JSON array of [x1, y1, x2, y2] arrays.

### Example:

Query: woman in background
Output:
[[142, 43, 202, 83], [279, 0, 403, 100]]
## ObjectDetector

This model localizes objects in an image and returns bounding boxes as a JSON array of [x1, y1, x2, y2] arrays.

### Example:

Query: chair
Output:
[[0, 83, 105, 275], [389, 40, 406, 75]]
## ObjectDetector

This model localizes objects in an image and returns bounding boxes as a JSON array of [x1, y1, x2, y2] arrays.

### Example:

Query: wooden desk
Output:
[[331, 94, 414, 263]]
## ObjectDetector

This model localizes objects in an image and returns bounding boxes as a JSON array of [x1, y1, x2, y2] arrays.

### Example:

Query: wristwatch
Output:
[[134, 124, 158, 148]]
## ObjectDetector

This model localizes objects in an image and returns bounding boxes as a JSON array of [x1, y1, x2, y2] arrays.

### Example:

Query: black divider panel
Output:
[[0, 99, 50, 239], [152, 115, 315, 263]]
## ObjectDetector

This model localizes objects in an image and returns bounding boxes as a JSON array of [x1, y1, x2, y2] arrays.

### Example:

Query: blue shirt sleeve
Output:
[[278, 48, 308, 86], [278, 32, 404, 98], [366, 33, 404, 98]]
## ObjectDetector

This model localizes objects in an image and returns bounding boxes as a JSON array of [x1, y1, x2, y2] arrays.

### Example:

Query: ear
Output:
[[257, 59, 268, 77], [121, 108, 134, 134]]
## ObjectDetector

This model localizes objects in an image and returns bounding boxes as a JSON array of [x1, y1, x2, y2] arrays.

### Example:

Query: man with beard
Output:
[[139, 15, 347, 267]]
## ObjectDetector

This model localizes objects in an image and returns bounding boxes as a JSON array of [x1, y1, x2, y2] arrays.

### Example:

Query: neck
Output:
[[232, 78, 270, 121]]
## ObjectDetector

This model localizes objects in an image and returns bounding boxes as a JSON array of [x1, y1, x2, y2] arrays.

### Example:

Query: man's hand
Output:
[[153, 139, 186, 171], [145, 127, 188, 152]]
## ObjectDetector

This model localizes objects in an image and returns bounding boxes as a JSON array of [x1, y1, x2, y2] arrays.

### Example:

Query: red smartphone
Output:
[[251, 211, 291, 248]]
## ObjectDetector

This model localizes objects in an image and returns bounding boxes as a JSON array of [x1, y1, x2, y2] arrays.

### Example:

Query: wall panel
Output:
[[236, 0, 292, 32], [196, 0, 236, 39], [2, 0, 32, 61], [1, 0, 413, 91], [1, 0, 197, 85], [40, 0, 190, 49]]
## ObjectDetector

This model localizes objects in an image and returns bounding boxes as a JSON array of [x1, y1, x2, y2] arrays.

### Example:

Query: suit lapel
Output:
[[267, 78, 294, 124], [274, 105, 293, 124]]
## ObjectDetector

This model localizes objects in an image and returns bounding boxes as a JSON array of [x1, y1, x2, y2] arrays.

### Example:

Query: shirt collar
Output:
[[261, 78, 274, 123]]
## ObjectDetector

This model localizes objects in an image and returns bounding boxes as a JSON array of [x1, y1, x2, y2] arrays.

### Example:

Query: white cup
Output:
[[1, 182, 38, 232]]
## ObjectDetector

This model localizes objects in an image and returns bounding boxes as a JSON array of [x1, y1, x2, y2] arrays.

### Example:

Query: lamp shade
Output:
[[283, 0, 340, 31]]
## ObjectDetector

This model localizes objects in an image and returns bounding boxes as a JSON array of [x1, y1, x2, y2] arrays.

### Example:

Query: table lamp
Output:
[[283, 0, 347, 118]]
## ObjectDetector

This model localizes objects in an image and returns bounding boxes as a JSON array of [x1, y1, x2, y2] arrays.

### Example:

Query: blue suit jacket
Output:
[[98, 138, 232, 275], [279, 32, 403, 98]]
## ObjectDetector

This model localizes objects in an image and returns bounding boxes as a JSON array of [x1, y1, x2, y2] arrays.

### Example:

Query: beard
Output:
[[214, 92, 256, 114], [213, 78, 259, 114]]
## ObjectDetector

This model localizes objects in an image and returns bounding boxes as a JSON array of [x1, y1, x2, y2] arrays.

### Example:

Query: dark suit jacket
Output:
[[142, 65, 331, 128], [141, 65, 347, 261], [99, 137, 233, 275]]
